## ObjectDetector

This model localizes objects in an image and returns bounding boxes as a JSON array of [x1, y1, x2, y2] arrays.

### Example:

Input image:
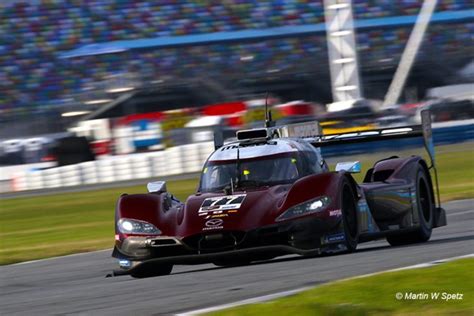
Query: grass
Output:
[[0, 142, 472, 265], [0, 180, 198, 264], [207, 258, 474, 316]]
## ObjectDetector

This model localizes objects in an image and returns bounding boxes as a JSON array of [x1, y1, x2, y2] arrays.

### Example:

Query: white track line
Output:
[[174, 287, 313, 316], [8, 249, 112, 266], [176, 253, 474, 316], [447, 210, 474, 217], [334, 253, 474, 280]]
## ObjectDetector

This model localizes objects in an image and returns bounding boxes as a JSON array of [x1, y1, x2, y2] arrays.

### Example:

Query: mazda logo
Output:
[[205, 219, 224, 227]]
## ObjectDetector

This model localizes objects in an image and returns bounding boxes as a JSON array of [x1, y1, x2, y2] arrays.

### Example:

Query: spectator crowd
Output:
[[0, 0, 472, 115]]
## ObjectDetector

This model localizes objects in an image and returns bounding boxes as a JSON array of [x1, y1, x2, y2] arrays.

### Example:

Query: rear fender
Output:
[[372, 156, 436, 211], [370, 156, 422, 183], [362, 156, 437, 230]]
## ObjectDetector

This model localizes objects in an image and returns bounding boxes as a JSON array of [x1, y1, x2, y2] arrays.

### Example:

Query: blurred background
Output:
[[0, 0, 473, 193]]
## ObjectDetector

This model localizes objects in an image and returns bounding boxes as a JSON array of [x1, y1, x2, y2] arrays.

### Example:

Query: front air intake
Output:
[[148, 237, 181, 247], [183, 232, 246, 252]]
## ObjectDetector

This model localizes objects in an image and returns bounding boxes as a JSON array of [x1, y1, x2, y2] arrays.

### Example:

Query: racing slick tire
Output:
[[387, 165, 433, 246], [341, 179, 358, 252], [130, 263, 173, 278]]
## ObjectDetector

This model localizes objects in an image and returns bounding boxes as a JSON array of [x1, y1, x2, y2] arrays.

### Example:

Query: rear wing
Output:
[[274, 110, 439, 206], [219, 110, 435, 166], [293, 110, 439, 207]]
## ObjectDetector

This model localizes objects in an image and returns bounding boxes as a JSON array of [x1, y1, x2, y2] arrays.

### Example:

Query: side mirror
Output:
[[335, 161, 361, 173], [147, 181, 167, 193]]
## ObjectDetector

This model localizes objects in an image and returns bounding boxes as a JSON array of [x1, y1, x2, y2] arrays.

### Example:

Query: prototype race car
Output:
[[112, 110, 446, 278]]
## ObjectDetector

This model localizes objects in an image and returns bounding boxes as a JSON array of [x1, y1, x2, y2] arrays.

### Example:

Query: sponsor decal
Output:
[[410, 189, 417, 208], [358, 199, 376, 233], [324, 232, 346, 243], [199, 194, 246, 218], [210, 214, 229, 218], [203, 218, 224, 231], [205, 219, 223, 227], [329, 209, 342, 217], [358, 200, 369, 213]]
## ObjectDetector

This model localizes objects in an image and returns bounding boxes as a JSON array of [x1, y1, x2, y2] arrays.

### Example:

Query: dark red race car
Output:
[[112, 110, 446, 278]]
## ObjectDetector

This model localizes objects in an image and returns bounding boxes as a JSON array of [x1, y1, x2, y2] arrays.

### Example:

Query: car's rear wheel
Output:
[[341, 180, 358, 252], [130, 263, 173, 278], [387, 165, 433, 246]]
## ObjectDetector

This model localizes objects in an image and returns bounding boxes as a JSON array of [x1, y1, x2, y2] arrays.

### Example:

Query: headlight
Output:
[[276, 196, 331, 222], [117, 218, 161, 235]]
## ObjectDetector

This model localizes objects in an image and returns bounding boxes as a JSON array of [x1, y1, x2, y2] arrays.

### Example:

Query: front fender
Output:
[[280, 172, 350, 218], [115, 193, 182, 237]]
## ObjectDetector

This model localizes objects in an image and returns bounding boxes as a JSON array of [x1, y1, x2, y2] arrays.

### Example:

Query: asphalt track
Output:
[[1, 199, 473, 315]]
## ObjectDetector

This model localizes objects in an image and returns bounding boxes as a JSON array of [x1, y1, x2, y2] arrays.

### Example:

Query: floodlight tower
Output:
[[324, 0, 362, 103], [383, 0, 438, 106]]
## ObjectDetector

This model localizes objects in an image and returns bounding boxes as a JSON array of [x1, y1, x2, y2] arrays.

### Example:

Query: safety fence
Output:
[[10, 142, 214, 192], [5, 120, 474, 193]]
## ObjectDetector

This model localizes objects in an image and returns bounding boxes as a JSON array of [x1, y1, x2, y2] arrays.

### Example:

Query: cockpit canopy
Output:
[[199, 139, 325, 192]]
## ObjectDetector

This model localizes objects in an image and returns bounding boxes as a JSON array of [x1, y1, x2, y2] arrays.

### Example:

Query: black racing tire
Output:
[[341, 179, 358, 252], [387, 165, 433, 246], [130, 263, 173, 278]]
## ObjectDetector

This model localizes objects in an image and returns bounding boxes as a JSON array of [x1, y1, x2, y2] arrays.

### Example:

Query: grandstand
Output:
[[0, 0, 473, 138]]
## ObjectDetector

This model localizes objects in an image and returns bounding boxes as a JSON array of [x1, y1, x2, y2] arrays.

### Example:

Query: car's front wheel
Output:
[[341, 180, 358, 252]]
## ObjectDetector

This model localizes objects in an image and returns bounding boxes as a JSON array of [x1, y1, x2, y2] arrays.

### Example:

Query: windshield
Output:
[[199, 153, 313, 192]]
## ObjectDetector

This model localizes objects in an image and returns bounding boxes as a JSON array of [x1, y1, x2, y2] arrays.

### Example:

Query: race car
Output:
[[111, 110, 446, 278]]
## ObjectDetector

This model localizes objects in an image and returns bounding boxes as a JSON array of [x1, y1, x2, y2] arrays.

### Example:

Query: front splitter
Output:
[[112, 245, 321, 277]]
